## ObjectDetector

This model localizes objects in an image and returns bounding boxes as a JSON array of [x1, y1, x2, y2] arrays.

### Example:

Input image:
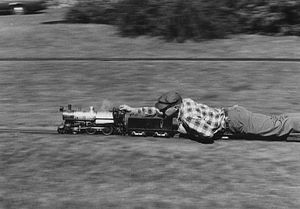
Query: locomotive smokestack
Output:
[[68, 104, 72, 111], [90, 106, 95, 112]]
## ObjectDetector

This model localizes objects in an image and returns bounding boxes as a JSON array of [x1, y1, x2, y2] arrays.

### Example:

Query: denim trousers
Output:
[[226, 105, 300, 138]]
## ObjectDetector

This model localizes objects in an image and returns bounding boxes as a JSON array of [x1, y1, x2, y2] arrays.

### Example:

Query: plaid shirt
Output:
[[133, 98, 226, 138], [179, 98, 226, 138]]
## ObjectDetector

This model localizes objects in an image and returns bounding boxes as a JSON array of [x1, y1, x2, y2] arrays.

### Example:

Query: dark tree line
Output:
[[65, 0, 300, 41]]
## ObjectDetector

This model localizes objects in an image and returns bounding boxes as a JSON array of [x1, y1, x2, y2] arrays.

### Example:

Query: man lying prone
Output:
[[120, 91, 300, 142]]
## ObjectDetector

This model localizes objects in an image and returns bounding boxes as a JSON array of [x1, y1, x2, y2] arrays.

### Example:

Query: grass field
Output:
[[0, 8, 300, 209]]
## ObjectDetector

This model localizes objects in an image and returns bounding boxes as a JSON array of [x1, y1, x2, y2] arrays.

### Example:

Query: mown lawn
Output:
[[0, 8, 300, 209], [1, 133, 300, 209]]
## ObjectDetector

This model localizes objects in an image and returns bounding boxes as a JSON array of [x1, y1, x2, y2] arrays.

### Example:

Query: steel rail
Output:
[[0, 58, 300, 62]]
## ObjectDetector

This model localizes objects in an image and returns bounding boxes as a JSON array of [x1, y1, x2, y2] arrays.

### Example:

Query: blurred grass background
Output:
[[0, 8, 300, 58], [2, 133, 300, 209]]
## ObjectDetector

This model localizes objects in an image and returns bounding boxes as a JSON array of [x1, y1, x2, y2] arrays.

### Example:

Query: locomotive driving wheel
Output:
[[102, 126, 114, 136], [86, 127, 97, 135]]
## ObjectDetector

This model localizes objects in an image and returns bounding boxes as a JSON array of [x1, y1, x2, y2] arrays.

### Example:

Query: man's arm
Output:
[[119, 105, 163, 117]]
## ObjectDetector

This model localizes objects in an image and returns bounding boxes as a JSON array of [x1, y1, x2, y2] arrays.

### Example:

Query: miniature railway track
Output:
[[0, 128, 299, 142], [1, 58, 300, 62]]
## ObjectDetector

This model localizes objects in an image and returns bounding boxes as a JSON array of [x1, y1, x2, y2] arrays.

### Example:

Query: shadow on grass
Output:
[[0, 11, 45, 16], [226, 134, 288, 142], [0, 11, 11, 15], [41, 20, 68, 24], [41, 20, 111, 25]]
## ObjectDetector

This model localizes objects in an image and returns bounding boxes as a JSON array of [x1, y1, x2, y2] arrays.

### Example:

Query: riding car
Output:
[[0, 0, 47, 15]]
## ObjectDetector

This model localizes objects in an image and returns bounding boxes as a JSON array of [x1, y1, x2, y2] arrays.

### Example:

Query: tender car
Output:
[[0, 0, 47, 15]]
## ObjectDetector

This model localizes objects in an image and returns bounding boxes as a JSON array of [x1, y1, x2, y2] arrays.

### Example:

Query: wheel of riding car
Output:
[[86, 127, 97, 135], [102, 126, 114, 136], [11, 6, 25, 15]]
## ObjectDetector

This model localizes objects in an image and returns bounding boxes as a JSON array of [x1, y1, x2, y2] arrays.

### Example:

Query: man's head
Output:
[[155, 91, 182, 116]]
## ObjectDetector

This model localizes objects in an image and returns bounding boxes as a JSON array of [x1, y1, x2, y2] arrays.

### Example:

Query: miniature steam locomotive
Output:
[[57, 104, 178, 137]]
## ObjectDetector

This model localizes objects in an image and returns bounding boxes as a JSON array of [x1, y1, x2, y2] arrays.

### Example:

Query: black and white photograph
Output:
[[1, 0, 300, 208]]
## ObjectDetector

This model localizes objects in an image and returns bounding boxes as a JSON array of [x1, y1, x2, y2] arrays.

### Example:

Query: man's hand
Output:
[[119, 104, 133, 112], [178, 124, 187, 134]]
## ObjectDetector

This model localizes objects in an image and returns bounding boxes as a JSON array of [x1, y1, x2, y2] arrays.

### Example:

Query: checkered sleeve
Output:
[[131, 107, 163, 117]]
